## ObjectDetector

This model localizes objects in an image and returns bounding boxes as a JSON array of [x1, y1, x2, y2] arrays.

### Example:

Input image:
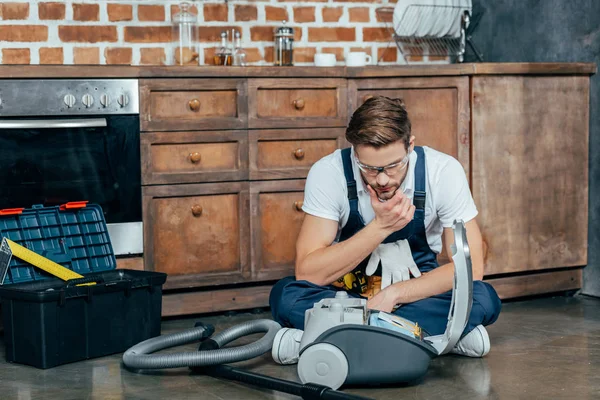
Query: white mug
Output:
[[346, 52, 372, 67], [314, 53, 336, 67]]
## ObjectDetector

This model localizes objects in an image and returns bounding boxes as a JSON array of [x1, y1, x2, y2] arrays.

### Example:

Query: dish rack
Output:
[[376, 5, 479, 63]]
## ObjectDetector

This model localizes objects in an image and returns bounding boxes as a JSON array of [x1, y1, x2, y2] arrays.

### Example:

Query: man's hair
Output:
[[345, 96, 412, 149]]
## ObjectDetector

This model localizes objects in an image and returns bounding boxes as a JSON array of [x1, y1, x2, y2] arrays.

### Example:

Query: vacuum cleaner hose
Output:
[[122, 319, 281, 370]]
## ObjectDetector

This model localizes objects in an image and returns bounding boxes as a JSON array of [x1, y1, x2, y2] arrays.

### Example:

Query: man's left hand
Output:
[[366, 285, 400, 313]]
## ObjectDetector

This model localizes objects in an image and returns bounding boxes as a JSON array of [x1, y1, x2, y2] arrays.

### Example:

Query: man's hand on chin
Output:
[[367, 284, 401, 313]]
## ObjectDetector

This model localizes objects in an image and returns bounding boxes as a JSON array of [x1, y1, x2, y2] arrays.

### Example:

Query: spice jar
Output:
[[171, 2, 198, 66], [274, 21, 294, 66]]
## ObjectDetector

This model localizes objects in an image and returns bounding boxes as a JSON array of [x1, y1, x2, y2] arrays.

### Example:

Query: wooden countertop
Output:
[[0, 62, 595, 79]]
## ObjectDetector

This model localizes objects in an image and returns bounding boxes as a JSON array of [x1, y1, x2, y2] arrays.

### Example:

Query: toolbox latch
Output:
[[0, 208, 24, 216], [59, 201, 89, 211]]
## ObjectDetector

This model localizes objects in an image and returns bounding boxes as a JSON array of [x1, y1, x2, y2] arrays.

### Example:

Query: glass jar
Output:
[[171, 2, 198, 66], [274, 21, 294, 66]]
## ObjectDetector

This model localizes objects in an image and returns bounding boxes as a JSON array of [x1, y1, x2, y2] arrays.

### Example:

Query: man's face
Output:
[[354, 138, 414, 201]]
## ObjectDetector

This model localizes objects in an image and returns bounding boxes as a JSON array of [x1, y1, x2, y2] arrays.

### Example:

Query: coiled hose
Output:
[[122, 319, 281, 369]]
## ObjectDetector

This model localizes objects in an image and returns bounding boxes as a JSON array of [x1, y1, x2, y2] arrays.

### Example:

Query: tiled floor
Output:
[[1, 294, 599, 400]]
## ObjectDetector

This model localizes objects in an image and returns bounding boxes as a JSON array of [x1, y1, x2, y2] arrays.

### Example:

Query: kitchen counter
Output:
[[0, 62, 595, 79]]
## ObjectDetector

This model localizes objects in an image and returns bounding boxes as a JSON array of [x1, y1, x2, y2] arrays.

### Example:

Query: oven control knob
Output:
[[82, 94, 94, 108], [100, 94, 111, 108], [63, 94, 76, 108], [117, 94, 130, 108]]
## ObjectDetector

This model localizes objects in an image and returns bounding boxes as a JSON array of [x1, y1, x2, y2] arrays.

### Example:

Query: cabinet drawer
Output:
[[248, 78, 347, 129], [140, 78, 247, 131], [249, 128, 345, 180], [142, 182, 250, 290], [141, 130, 248, 184], [250, 180, 306, 281]]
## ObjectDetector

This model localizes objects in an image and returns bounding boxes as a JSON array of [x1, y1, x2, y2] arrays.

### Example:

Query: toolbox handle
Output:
[[66, 276, 103, 288]]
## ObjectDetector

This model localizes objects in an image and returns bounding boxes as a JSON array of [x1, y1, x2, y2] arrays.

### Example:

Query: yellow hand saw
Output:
[[0, 237, 95, 286]]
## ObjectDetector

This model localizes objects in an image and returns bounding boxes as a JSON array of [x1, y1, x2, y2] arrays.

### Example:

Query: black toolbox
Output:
[[0, 202, 167, 369]]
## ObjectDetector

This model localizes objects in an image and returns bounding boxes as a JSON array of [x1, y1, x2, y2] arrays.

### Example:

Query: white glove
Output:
[[365, 240, 421, 290]]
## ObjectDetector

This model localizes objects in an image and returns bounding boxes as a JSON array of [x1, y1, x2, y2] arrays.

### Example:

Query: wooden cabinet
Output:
[[471, 75, 589, 276], [142, 182, 250, 290], [132, 64, 593, 316], [250, 180, 307, 281], [348, 77, 470, 175]]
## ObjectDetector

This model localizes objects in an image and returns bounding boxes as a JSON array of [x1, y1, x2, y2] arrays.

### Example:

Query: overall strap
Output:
[[413, 146, 426, 211], [341, 148, 359, 210]]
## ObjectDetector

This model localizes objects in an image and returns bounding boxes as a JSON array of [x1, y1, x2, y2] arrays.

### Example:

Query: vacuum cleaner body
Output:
[[297, 219, 474, 389]]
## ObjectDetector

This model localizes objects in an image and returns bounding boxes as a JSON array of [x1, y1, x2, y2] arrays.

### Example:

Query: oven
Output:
[[0, 79, 142, 256]]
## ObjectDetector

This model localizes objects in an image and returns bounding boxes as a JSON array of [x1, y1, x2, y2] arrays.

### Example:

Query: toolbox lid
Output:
[[0, 202, 116, 285]]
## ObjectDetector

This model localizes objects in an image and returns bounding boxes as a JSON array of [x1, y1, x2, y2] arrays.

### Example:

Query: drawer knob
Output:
[[293, 148, 305, 160], [189, 152, 202, 163], [363, 94, 373, 103], [294, 201, 303, 211], [191, 205, 203, 217], [189, 98, 201, 112], [293, 98, 305, 110]]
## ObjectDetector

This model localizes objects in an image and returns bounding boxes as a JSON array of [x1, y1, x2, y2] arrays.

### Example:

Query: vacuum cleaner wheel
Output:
[[298, 343, 349, 390]]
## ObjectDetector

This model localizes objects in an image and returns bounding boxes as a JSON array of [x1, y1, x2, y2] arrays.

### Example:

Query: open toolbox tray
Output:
[[0, 202, 167, 369]]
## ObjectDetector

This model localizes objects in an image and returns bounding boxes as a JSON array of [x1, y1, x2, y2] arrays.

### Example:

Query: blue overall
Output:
[[269, 146, 501, 336]]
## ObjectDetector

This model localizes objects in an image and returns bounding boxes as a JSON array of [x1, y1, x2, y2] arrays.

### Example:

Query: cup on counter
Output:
[[346, 52, 372, 67], [314, 53, 337, 67]]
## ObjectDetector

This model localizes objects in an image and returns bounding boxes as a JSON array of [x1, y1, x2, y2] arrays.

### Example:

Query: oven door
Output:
[[0, 115, 142, 255]]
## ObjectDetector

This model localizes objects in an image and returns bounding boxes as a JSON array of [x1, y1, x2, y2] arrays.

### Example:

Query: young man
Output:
[[269, 96, 502, 364]]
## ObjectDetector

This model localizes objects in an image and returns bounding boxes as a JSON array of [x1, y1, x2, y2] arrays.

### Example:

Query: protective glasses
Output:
[[355, 151, 411, 177]]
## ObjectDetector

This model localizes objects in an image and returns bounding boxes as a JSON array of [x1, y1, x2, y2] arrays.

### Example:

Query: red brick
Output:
[[105, 48, 132, 65], [376, 8, 393, 23], [2, 48, 30, 64], [294, 47, 317, 63], [124, 27, 171, 43], [140, 48, 166, 65], [0, 25, 47, 42], [378, 46, 396, 62], [363, 27, 391, 42], [38, 2, 65, 20], [333, 0, 380, 2], [349, 7, 370, 22], [60, 26, 117, 43], [278, 0, 327, 2], [198, 26, 240, 42], [293, 6, 315, 23], [204, 47, 262, 65], [265, 6, 288, 22], [235, 5, 257, 21], [203, 3, 227, 22], [108, 4, 132, 22], [322, 7, 343, 22], [351, 46, 370, 53], [138, 5, 165, 22], [308, 27, 355, 42], [251, 26, 301, 42], [73, 3, 99, 21], [1, 3, 29, 20], [39, 47, 63, 64], [73, 47, 99, 64], [429, 55, 450, 62], [264, 47, 274, 63], [321, 47, 344, 61]]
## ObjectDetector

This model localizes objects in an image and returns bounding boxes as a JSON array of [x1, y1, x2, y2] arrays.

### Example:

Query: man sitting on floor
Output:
[[269, 96, 502, 364]]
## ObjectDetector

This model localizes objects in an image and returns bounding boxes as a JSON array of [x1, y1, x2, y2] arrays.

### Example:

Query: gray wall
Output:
[[465, 0, 600, 296]]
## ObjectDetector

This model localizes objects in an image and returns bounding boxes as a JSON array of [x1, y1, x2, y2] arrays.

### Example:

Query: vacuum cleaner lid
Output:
[[423, 219, 473, 355]]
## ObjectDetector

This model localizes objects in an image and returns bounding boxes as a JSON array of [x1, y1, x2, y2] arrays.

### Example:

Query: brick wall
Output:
[[0, 0, 449, 66]]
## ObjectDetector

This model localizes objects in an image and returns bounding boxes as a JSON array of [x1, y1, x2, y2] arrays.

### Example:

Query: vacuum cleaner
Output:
[[122, 219, 473, 398]]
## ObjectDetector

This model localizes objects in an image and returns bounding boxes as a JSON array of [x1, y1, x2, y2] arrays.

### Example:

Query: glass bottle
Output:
[[214, 31, 232, 66], [233, 31, 247, 66], [171, 2, 198, 65], [274, 20, 294, 66]]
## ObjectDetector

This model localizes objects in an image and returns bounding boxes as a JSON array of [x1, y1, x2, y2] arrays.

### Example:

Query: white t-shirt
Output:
[[301, 146, 478, 254]]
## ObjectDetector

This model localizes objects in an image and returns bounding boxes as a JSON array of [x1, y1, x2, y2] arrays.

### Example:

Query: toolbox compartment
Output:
[[0, 203, 167, 369]]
